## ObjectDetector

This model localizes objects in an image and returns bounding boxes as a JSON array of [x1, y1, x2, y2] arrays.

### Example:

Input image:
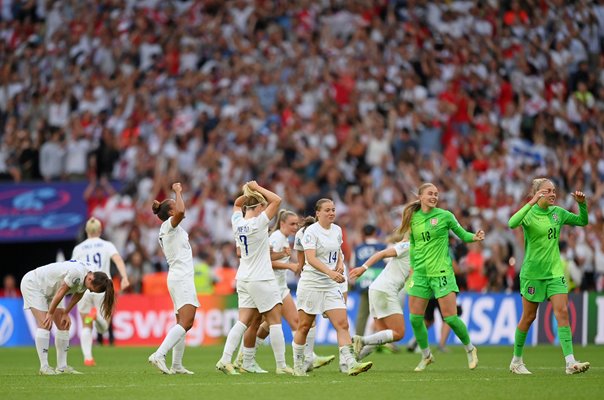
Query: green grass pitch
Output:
[[1, 345, 602, 400]]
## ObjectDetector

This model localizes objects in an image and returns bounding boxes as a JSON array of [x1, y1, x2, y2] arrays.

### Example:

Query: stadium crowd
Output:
[[1, 0, 604, 296]]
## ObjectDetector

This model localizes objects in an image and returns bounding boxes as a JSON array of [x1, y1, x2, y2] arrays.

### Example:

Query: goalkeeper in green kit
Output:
[[397, 183, 485, 372], [508, 178, 590, 375]]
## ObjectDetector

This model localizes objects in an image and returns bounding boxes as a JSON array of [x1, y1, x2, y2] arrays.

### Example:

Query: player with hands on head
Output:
[[508, 178, 590, 375], [20, 259, 114, 375], [148, 182, 199, 375], [401, 183, 484, 372], [216, 181, 291, 375]]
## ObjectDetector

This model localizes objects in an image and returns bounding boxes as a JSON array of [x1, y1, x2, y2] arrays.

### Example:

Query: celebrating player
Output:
[[148, 182, 199, 374], [216, 181, 291, 375], [508, 178, 590, 375], [400, 183, 483, 372], [292, 198, 373, 376]]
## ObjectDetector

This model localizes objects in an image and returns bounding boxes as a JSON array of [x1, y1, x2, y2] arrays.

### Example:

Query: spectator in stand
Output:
[[0, 0, 601, 303], [0, 274, 21, 297]]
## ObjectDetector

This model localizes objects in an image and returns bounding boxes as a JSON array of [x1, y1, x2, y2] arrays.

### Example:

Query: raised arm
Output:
[[246, 181, 281, 220], [449, 212, 483, 242], [565, 191, 588, 227], [233, 195, 246, 213], [170, 182, 186, 228], [509, 187, 550, 229], [349, 246, 398, 280]]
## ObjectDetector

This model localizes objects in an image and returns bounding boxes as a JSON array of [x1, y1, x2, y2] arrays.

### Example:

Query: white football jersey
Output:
[[232, 211, 274, 281], [298, 222, 342, 291], [269, 229, 290, 288], [72, 237, 119, 277], [30, 260, 91, 298], [159, 217, 194, 280], [370, 241, 411, 294], [294, 229, 305, 252]]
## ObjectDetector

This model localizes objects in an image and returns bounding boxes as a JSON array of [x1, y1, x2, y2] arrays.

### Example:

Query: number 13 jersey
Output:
[[410, 208, 474, 277]]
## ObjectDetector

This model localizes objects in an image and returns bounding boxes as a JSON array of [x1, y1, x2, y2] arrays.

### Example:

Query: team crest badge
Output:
[[552, 213, 559, 222], [527, 287, 535, 295], [430, 218, 438, 226], [74, 278, 81, 286]]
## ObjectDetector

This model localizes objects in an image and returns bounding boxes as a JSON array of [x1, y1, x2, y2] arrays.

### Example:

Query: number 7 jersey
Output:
[[232, 211, 275, 281], [72, 237, 119, 277], [410, 208, 475, 277]]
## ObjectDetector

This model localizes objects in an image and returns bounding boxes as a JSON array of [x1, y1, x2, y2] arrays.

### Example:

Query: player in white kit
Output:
[[234, 212, 335, 373], [216, 181, 291, 375], [148, 182, 199, 375], [20, 259, 114, 375], [72, 217, 130, 366], [292, 199, 373, 376], [349, 240, 411, 360]]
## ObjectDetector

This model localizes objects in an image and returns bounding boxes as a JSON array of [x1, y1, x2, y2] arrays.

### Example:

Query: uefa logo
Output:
[[0, 305, 15, 346]]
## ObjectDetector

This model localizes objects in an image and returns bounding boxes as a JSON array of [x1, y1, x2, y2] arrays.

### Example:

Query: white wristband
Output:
[[362, 265, 368, 271]]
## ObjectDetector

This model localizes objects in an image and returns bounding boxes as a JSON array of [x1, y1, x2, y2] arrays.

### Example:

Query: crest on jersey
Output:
[[430, 218, 438, 226], [527, 286, 535, 295], [552, 213, 559, 222], [73, 278, 81, 287]]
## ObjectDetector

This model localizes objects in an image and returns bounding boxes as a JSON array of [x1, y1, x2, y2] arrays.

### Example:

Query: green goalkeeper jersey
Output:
[[508, 202, 588, 279], [410, 207, 476, 277]]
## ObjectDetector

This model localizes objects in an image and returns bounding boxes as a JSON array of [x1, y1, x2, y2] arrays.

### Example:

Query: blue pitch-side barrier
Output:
[[1, 291, 599, 347]]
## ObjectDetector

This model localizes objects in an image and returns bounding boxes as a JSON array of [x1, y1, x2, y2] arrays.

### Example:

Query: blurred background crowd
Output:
[[1, 0, 604, 298]]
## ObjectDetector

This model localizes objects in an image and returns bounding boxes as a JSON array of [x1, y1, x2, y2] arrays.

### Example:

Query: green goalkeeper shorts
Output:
[[406, 272, 459, 299], [520, 276, 568, 303]]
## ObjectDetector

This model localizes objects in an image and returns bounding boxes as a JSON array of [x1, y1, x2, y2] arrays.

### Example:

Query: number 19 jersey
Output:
[[232, 211, 274, 281], [72, 237, 119, 277]]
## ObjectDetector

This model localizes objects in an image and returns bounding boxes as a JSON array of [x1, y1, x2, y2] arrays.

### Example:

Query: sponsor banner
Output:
[[587, 292, 604, 345], [0, 182, 88, 242], [113, 295, 236, 346], [0, 298, 82, 346], [536, 293, 584, 345], [2, 292, 534, 347]]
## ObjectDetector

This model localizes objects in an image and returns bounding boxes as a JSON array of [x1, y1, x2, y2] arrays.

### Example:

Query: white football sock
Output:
[[242, 347, 255, 369], [358, 344, 377, 360], [172, 334, 185, 368], [55, 330, 70, 369], [339, 345, 355, 369], [156, 324, 186, 357], [80, 327, 93, 360], [305, 326, 316, 361], [269, 324, 286, 369], [35, 328, 50, 368], [362, 329, 394, 345], [220, 321, 247, 364], [293, 342, 305, 369]]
